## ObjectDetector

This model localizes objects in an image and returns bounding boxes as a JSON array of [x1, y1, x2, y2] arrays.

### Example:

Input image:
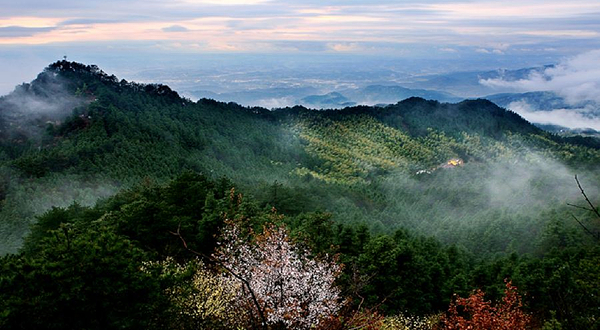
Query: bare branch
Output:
[[566, 203, 595, 213], [567, 175, 600, 242], [571, 215, 600, 242], [574, 175, 600, 219]]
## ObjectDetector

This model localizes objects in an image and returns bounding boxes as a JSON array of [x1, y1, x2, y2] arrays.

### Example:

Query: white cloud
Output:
[[428, 1, 600, 19], [255, 97, 295, 109], [328, 42, 361, 52], [439, 47, 457, 53], [508, 100, 600, 130], [475, 47, 505, 55], [481, 49, 600, 105], [176, 0, 271, 5]]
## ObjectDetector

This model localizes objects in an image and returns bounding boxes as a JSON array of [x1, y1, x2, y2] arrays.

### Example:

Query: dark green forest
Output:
[[0, 61, 599, 329]]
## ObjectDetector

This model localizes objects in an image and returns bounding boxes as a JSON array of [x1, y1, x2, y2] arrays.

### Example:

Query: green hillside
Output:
[[1, 61, 599, 255], [1, 61, 600, 329]]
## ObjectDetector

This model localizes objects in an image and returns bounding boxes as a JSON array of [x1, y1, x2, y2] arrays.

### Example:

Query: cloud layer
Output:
[[481, 50, 600, 105], [508, 100, 600, 130], [480, 50, 600, 130], [0, 0, 599, 56]]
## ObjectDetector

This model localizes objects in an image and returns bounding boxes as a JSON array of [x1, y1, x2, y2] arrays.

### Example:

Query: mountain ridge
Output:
[[1, 61, 599, 256]]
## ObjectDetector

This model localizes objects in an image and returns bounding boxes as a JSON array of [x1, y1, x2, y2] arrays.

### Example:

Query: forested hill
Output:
[[1, 61, 600, 329], [1, 60, 600, 255], [290, 96, 540, 138]]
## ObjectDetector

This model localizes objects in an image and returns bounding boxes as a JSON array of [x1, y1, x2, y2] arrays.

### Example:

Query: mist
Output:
[[480, 50, 600, 104], [0, 70, 98, 254], [254, 97, 298, 109], [477, 50, 600, 130], [371, 149, 590, 253], [0, 71, 86, 142], [0, 172, 120, 255], [508, 100, 600, 130]]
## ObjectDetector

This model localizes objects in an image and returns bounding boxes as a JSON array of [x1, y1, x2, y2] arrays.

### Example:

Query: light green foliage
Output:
[[292, 114, 435, 184], [381, 313, 440, 330], [143, 257, 243, 329], [541, 312, 564, 330], [0, 169, 596, 329]]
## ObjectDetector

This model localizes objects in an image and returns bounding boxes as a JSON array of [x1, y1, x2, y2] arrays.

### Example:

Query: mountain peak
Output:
[[44, 60, 182, 102]]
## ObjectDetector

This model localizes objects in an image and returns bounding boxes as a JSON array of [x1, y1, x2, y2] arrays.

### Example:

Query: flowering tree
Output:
[[442, 281, 532, 330], [214, 221, 344, 329]]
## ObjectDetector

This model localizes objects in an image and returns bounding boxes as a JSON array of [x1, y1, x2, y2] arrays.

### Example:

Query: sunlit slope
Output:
[[280, 103, 600, 252], [292, 114, 432, 184], [287, 100, 600, 185], [291, 112, 518, 184]]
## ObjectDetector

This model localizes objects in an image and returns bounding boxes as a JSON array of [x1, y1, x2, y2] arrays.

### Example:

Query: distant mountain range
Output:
[[485, 91, 571, 110], [400, 65, 555, 97], [190, 84, 463, 109], [300, 85, 462, 108], [187, 67, 600, 135]]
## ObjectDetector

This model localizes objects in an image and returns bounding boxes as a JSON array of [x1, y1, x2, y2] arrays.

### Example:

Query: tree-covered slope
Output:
[[1, 60, 599, 256], [2, 172, 598, 329], [1, 61, 600, 329]]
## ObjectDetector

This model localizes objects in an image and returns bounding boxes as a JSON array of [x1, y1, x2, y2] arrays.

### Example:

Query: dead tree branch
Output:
[[574, 175, 600, 219], [568, 175, 600, 242], [571, 215, 600, 242]]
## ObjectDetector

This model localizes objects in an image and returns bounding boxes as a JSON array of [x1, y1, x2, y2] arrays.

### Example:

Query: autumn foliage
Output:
[[441, 281, 532, 330]]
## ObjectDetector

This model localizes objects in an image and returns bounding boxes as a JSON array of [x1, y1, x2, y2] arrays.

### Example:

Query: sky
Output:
[[2, 0, 599, 53], [1, 0, 600, 111]]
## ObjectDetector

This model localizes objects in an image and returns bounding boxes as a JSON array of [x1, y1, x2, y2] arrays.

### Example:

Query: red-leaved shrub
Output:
[[441, 281, 532, 330]]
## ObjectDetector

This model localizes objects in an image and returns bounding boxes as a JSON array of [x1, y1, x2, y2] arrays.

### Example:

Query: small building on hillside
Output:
[[441, 158, 464, 168]]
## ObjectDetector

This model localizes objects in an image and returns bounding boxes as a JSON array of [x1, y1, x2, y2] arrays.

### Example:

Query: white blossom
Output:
[[214, 221, 344, 329]]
